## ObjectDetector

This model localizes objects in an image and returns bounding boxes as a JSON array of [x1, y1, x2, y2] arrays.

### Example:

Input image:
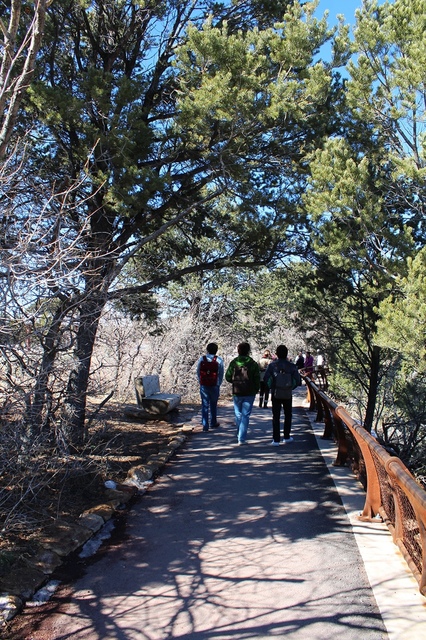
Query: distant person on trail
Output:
[[197, 342, 224, 432], [316, 349, 324, 368], [258, 349, 273, 408], [304, 351, 314, 378], [315, 349, 327, 388], [225, 342, 260, 445], [263, 344, 301, 446], [295, 351, 305, 370]]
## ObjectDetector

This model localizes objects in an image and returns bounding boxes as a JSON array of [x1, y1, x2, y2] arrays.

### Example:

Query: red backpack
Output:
[[199, 355, 218, 386]]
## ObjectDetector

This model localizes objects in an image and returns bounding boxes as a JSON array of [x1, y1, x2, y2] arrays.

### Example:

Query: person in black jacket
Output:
[[264, 344, 301, 446], [295, 351, 305, 370]]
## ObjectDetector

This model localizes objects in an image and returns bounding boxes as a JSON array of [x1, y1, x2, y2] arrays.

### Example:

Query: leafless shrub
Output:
[[90, 301, 305, 406], [0, 414, 114, 544]]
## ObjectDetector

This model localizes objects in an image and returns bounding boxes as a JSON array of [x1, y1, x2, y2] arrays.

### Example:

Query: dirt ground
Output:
[[0, 400, 200, 583]]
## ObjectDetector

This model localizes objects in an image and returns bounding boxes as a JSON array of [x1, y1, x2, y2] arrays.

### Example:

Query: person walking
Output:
[[197, 342, 224, 432], [295, 351, 305, 370], [258, 349, 273, 408], [225, 342, 260, 445], [304, 351, 314, 379], [315, 349, 327, 388], [264, 344, 301, 446], [315, 349, 324, 369]]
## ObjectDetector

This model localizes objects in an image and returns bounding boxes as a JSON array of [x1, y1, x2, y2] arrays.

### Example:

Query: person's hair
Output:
[[276, 344, 288, 359], [238, 342, 251, 356], [206, 342, 218, 355]]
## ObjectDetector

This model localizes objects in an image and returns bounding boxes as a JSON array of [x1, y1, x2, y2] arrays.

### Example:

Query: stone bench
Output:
[[134, 375, 181, 415]]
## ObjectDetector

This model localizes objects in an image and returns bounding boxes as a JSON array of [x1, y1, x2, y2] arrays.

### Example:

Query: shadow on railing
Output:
[[302, 375, 426, 597]]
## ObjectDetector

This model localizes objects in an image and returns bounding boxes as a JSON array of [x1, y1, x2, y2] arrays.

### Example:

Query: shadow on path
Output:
[[11, 397, 387, 640]]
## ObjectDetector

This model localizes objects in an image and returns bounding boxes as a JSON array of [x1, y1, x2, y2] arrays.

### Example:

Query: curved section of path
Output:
[[13, 389, 392, 639]]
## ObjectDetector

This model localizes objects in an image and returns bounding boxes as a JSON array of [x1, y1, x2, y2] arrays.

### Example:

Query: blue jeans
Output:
[[233, 395, 255, 442], [200, 385, 220, 430]]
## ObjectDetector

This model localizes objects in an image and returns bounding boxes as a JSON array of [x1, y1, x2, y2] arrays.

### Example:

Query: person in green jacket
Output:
[[225, 342, 260, 445]]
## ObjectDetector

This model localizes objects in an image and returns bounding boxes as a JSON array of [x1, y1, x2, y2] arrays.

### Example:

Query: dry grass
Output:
[[0, 401, 199, 575]]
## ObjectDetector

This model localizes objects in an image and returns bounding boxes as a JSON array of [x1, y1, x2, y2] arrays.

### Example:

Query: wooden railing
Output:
[[302, 375, 426, 596]]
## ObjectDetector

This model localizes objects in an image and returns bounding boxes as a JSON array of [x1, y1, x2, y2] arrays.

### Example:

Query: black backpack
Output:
[[232, 363, 251, 395], [274, 368, 293, 400]]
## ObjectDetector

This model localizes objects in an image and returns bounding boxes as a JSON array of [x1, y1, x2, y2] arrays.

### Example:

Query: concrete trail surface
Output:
[[12, 391, 389, 639]]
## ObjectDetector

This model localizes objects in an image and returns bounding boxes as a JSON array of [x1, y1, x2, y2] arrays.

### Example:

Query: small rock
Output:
[[38, 520, 93, 557], [78, 512, 105, 533], [28, 580, 61, 607], [127, 465, 154, 486], [181, 425, 193, 433], [82, 504, 116, 521], [25, 549, 62, 575], [0, 593, 23, 623], [0, 560, 46, 600]]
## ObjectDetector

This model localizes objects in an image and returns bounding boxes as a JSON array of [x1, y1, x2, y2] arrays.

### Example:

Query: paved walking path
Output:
[[13, 390, 426, 639]]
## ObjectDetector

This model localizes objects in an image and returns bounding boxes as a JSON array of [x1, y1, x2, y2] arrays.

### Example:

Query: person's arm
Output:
[[292, 364, 301, 388], [225, 360, 234, 383], [218, 357, 225, 386], [263, 362, 273, 388], [196, 357, 201, 383], [251, 360, 260, 393]]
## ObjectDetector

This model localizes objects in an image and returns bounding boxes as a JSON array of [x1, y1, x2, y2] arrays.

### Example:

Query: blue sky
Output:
[[312, 1, 365, 68], [315, 0, 364, 26]]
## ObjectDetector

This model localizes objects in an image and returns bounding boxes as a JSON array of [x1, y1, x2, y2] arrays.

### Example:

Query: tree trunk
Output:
[[363, 345, 381, 433], [61, 298, 104, 448], [26, 303, 69, 436]]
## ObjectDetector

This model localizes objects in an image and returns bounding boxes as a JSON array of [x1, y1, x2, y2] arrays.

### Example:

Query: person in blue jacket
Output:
[[197, 342, 224, 432]]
